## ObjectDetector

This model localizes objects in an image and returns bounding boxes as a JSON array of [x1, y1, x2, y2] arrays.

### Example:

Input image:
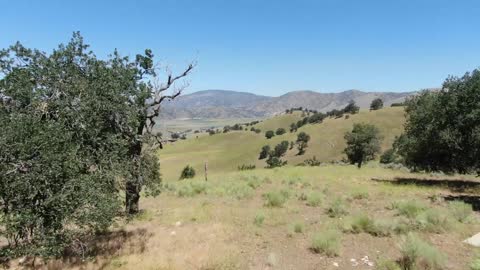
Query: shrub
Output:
[[380, 148, 396, 164], [177, 181, 207, 197], [399, 233, 446, 270], [448, 200, 473, 223], [179, 165, 196, 180], [303, 156, 321, 166], [265, 130, 275, 139], [296, 132, 311, 155], [350, 189, 369, 200], [326, 198, 349, 218], [275, 128, 286, 135], [470, 257, 480, 270], [306, 192, 322, 207], [370, 98, 384, 110], [293, 222, 305, 233], [238, 164, 256, 171], [376, 259, 401, 270], [344, 123, 383, 168], [415, 208, 452, 233], [311, 229, 341, 257], [349, 215, 393, 237], [264, 190, 289, 207], [265, 156, 287, 168], [393, 201, 426, 219], [259, 145, 271, 160], [273, 141, 289, 157], [254, 213, 265, 226]]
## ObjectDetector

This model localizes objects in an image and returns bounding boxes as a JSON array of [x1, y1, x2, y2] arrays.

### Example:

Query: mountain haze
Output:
[[161, 89, 412, 119]]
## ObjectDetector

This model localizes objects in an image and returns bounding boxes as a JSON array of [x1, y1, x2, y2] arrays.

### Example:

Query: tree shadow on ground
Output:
[[444, 195, 480, 212], [1, 228, 152, 269], [371, 177, 480, 193]]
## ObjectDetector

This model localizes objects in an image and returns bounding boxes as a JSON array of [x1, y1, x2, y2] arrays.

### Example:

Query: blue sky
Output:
[[1, 0, 479, 96]]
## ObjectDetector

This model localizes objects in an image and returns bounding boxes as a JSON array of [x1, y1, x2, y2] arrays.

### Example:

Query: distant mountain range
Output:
[[160, 89, 414, 119]]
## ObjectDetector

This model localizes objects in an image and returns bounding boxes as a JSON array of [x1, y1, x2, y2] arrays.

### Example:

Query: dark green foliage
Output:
[[344, 123, 383, 168], [308, 112, 326, 124], [290, 122, 298, 132], [380, 148, 396, 164], [259, 145, 271, 159], [238, 164, 256, 170], [370, 98, 384, 110], [343, 100, 360, 114], [171, 133, 180, 139], [0, 33, 138, 256], [180, 165, 196, 179], [303, 156, 321, 166], [266, 156, 288, 168], [223, 125, 231, 133], [391, 102, 405, 107], [254, 128, 261, 133], [273, 141, 289, 157], [0, 33, 193, 257], [396, 71, 480, 173], [265, 130, 275, 139], [296, 132, 311, 155], [275, 127, 286, 135], [207, 129, 216, 135]]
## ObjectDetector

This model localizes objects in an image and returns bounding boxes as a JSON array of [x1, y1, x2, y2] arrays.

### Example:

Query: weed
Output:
[[376, 258, 401, 270], [311, 229, 341, 257]]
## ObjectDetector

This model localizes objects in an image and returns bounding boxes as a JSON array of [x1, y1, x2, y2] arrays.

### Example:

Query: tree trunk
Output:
[[125, 181, 140, 215], [357, 160, 362, 168]]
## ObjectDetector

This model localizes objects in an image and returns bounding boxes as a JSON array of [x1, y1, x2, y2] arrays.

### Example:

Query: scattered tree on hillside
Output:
[[290, 122, 298, 132], [296, 132, 311, 155], [266, 156, 288, 168], [276, 127, 286, 135], [370, 98, 384, 110], [289, 141, 295, 150], [273, 140, 289, 157], [344, 123, 383, 168], [380, 148, 396, 164], [343, 100, 360, 114], [171, 133, 180, 139], [395, 70, 480, 173], [259, 145, 271, 159], [265, 130, 275, 139]]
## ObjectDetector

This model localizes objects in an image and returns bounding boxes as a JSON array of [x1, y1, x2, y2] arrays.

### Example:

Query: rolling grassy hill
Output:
[[159, 107, 405, 181]]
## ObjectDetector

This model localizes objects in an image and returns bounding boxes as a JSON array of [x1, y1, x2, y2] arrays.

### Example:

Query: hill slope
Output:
[[159, 107, 405, 180], [160, 89, 412, 119]]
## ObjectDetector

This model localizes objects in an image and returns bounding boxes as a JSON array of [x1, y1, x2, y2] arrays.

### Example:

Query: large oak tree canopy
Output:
[[0, 32, 194, 256]]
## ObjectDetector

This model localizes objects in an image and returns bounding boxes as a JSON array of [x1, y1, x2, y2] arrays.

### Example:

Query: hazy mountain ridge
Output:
[[160, 89, 414, 119]]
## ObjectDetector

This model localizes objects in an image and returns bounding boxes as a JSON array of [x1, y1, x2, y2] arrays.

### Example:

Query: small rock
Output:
[[170, 231, 176, 236], [333, 262, 339, 267], [175, 221, 182, 227]]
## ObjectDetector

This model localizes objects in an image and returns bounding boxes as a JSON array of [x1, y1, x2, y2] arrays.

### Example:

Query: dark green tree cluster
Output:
[[0, 33, 193, 256], [296, 132, 311, 155], [265, 130, 275, 139], [260, 141, 289, 168], [180, 165, 196, 179], [275, 127, 286, 135], [344, 123, 383, 168], [370, 98, 383, 110], [395, 69, 480, 173]]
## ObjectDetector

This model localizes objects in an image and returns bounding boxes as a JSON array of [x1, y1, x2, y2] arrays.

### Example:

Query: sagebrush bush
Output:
[[350, 189, 369, 200], [348, 215, 393, 237], [310, 229, 341, 257], [326, 198, 348, 218], [306, 192, 322, 207], [470, 257, 480, 270], [293, 222, 305, 233], [399, 233, 446, 270], [254, 213, 265, 226], [448, 200, 473, 223], [264, 190, 289, 207], [392, 201, 426, 219], [415, 208, 452, 233], [177, 181, 207, 197], [180, 165, 196, 179], [376, 259, 401, 270]]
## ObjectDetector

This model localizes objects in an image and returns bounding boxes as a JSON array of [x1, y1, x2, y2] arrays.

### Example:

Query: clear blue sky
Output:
[[1, 0, 479, 96]]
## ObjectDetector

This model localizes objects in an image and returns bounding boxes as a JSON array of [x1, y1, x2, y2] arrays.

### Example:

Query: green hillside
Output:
[[159, 107, 405, 181]]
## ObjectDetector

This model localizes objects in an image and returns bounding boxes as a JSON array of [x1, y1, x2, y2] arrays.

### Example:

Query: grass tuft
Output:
[[326, 198, 349, 218], [264, 190, 289, 207], [399, 233, 446, 270], [310, 229, 341, 257], [448, 200, 473, 223], [305, 191, 322, 207]]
